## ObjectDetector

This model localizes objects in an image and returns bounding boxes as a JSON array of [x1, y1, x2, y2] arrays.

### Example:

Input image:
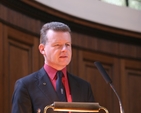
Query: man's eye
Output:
[[66, 44, 70, 46], [55, 44, 60, 46]]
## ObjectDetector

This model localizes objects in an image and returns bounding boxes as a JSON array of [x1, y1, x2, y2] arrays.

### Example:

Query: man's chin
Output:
[[59, 62, 69, 67]]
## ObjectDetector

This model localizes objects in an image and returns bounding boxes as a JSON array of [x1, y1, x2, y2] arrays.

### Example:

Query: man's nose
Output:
[[62, 45, 67, 51]]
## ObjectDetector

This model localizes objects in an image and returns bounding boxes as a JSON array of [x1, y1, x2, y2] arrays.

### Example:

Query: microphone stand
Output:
[[110, 84, 124, 113], [94, 61, 124, 113]]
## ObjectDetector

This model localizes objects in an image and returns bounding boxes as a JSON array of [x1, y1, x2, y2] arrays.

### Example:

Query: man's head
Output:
[[40, 22, 71, 45], [39, 22, 72, 70]]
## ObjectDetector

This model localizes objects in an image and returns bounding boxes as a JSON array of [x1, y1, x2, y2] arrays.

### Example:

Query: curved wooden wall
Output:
[[0, 1, 141, 113]]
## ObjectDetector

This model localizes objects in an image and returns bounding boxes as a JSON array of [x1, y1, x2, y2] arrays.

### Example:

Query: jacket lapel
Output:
[[68, 73, 81, 102], [36, 68, 59, 103]]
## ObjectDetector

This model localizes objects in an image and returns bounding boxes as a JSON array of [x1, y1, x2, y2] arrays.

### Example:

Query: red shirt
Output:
[[44, 64, 72, 102]]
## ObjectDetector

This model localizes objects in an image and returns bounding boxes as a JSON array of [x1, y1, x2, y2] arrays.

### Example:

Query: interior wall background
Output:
[[35, 0, 141, 33], [0, 1, 141, 113]]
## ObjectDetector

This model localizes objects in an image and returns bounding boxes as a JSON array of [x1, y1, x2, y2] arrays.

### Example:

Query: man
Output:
[[12, 22, 94, 113]]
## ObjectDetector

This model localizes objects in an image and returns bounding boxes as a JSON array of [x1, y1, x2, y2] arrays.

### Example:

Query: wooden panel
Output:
[[77, 50, 120, 113], [0, 3, 42, 34], [120, 59, 141, 113], [2, 25, 41, 113], [96, 38, 118, 55], [72, 32, 119, 55], [119, 43, 139, 58], [68, 48, 79, 75], [128, 70, 141, 113], [8, 38, 32, 96]]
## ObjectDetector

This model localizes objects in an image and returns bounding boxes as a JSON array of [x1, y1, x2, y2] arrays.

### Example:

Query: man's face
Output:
[[39, 30, 72, 70]]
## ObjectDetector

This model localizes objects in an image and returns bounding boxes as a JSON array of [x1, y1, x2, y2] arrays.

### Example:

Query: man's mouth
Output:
[[60, 56, 67, 58]]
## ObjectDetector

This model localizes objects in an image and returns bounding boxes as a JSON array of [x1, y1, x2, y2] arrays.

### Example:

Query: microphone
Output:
[[94, 61, 124, 113], [94, 61, 112, 84]]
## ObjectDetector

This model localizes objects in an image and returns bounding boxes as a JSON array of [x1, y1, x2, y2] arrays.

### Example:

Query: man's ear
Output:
[[39, 44, 45, 55]]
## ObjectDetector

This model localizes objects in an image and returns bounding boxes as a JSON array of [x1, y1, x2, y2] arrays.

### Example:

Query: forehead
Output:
[[46, 30, 71, 42]]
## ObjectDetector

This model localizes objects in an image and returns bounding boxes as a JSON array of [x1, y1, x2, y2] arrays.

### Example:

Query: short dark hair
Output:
[[40, 22, 71, 44]]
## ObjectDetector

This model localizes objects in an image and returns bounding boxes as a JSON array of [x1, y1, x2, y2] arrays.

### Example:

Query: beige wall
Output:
[[36, 0, 141, 33]]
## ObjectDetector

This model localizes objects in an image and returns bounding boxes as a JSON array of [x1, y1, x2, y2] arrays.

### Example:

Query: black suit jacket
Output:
[[12, 67, 94, 113]]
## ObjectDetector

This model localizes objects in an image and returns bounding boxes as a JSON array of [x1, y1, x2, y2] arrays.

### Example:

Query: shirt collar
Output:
[[44, 64, 67, 80]]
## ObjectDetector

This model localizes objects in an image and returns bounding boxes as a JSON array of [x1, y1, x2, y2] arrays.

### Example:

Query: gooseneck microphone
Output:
[[94, 61, 124, 113]]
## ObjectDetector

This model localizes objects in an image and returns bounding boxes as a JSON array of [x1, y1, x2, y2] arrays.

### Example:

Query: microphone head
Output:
[[94, 61, 112, 84]]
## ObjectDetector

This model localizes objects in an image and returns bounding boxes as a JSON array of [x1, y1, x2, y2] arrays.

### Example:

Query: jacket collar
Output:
[[35, 67, 59, 103]]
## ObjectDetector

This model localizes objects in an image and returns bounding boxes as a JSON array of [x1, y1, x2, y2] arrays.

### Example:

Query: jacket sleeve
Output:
[[11, 80, 33, 113], [87, 83, 95, 102]]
